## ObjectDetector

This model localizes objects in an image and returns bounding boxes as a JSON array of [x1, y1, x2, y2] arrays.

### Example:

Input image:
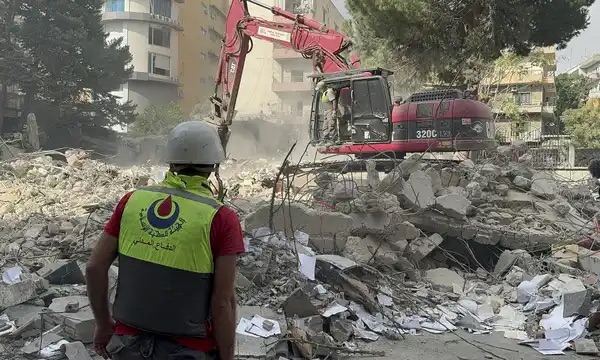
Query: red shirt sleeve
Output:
[[210, 206, 245, 257], [104, 192, 134, 238]]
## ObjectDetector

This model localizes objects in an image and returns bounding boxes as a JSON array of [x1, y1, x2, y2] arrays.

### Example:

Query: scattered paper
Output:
[[322, 303, 347, 318], [40, 340, 70, 358], [298, 254, 316, 281], [235, 318, 260, 338], [246, 315, 281, 338], [2, 266, 22, 285], [293, 230, 309, 246], [377, 293, 393, 307], [314, 284, 327, 295]]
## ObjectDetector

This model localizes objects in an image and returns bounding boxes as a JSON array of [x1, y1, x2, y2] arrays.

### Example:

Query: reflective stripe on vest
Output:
[[112, 184, 221, 337]]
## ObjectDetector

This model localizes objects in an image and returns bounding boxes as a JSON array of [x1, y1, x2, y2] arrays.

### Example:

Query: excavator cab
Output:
[[309, 68, 394, 145]]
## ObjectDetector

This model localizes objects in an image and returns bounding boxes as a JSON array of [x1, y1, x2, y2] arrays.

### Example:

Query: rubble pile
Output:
[[3, 144, 600, 358], [220, 158, 280, 199]]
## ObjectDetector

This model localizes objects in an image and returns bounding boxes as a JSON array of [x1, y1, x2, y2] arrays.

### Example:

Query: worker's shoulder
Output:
[[215, 204, 240, 220]]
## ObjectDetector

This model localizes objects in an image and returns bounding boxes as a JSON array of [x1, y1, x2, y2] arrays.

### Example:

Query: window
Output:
[[295, 101, 304, 116], [106, 0, 124, 12], [148, 53, 171, 76], [148, 26, 171, 48], [150, 0, 172, 18], [322, 9, 326, 22], [513, 92, 531, 105], [290, 70, 304, 82]]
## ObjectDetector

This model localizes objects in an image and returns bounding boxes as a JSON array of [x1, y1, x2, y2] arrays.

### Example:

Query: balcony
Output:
[[130, 71, 182, 86], [272, 80, 313, 92], [273, 47, 304, 60], [101, 12, 183, 31]]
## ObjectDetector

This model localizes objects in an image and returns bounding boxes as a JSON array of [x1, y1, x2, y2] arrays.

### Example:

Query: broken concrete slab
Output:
[[426, 167, 443, 194], [62, 341, 93, 360], [512, 176, 531, 189], [47, 296, 94, 343], [281, 289, 319, 319], [0, 277, 47, 311], [236, 306, 286, 358], [244, 202, 352, 253], [349, 210, 390, 237], [574, 339, 599, 354], [426, 268, 465, 293], [399, 171, 435, 210], [408, 234, 444, 263], [435, 193, 471, 219], [36, 259, 86, 285], [493, 250, 519, 275], [21, 332, 64, 356], [530, 172, 559, 200], [330, 318, 353, 342]]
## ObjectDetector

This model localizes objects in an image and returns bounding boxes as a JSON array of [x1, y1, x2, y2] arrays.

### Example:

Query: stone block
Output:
[[435, 193, 471, 219], [47, 296, 94, 343], [0, 277, 47, 311], [244, 202, 352, 253], [399, 171, 435, 210], [37, 259, 86, 285], [62, 341, 94, 360], [408, 234, 444, 262]]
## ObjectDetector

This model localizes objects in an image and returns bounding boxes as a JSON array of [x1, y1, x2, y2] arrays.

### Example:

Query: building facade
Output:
[[178, 0, 229, 115], [568, 54, 600, 99], [235, 0, 346, 123], [101, 0, 184, 113], [480, 47, 557, 142]]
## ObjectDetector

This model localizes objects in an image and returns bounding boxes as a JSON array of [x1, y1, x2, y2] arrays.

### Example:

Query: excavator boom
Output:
[[210, 0, 360, 153]]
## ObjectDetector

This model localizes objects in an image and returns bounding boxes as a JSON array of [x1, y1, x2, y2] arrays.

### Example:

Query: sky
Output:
[[330, 0, 599, 74], [557, 1, 600, 73]]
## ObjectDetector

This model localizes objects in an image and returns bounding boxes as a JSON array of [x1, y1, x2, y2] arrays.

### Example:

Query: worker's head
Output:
[[165, 121, 225, 178], [315, 81, 325, 91]]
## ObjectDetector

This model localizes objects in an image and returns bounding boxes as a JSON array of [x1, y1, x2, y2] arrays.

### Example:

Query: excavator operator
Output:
[[86, 121, 245, 360], [317, 81, 339, 141]]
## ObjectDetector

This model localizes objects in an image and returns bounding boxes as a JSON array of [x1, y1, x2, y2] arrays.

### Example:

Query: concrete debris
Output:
[[3, 146, 600, 359]]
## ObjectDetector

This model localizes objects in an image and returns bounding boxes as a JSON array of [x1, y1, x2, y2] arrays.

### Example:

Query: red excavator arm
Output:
[[210, 0, 361, 152]]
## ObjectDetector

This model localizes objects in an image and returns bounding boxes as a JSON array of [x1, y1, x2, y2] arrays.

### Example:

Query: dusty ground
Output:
[[347, 330, 585, 360]]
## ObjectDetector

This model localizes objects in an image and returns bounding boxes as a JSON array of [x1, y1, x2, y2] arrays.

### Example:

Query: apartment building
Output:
[[178, 0, 229, 114], [480, 47, 557, 141], [101, 0, 184, 113], [235, 0, 346, 123], [567, 54, 600, 99]]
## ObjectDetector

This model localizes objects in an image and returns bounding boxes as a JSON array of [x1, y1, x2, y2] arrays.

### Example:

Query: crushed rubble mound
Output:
[[3, 143, 600, 359]]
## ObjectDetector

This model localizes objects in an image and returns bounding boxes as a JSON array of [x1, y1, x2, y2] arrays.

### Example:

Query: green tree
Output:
[[563, 104, 600, 148], [129, 103, 186, 136], [555, 72, 594, 116], [16, 0, 135, 128], [346, 0, 595, 84]]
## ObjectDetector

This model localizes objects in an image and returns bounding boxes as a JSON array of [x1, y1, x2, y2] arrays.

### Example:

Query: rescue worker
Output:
[[589, 159, 600, 199], [86, 121, 245, 360], [317, 81, 338, 141]]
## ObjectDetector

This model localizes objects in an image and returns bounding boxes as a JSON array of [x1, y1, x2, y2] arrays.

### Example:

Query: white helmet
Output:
[[315, 80, 325, 91], [165, 121, 225, 166]]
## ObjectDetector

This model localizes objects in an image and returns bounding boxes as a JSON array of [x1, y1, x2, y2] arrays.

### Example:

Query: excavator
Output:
[[210, 0, 496, 170]]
